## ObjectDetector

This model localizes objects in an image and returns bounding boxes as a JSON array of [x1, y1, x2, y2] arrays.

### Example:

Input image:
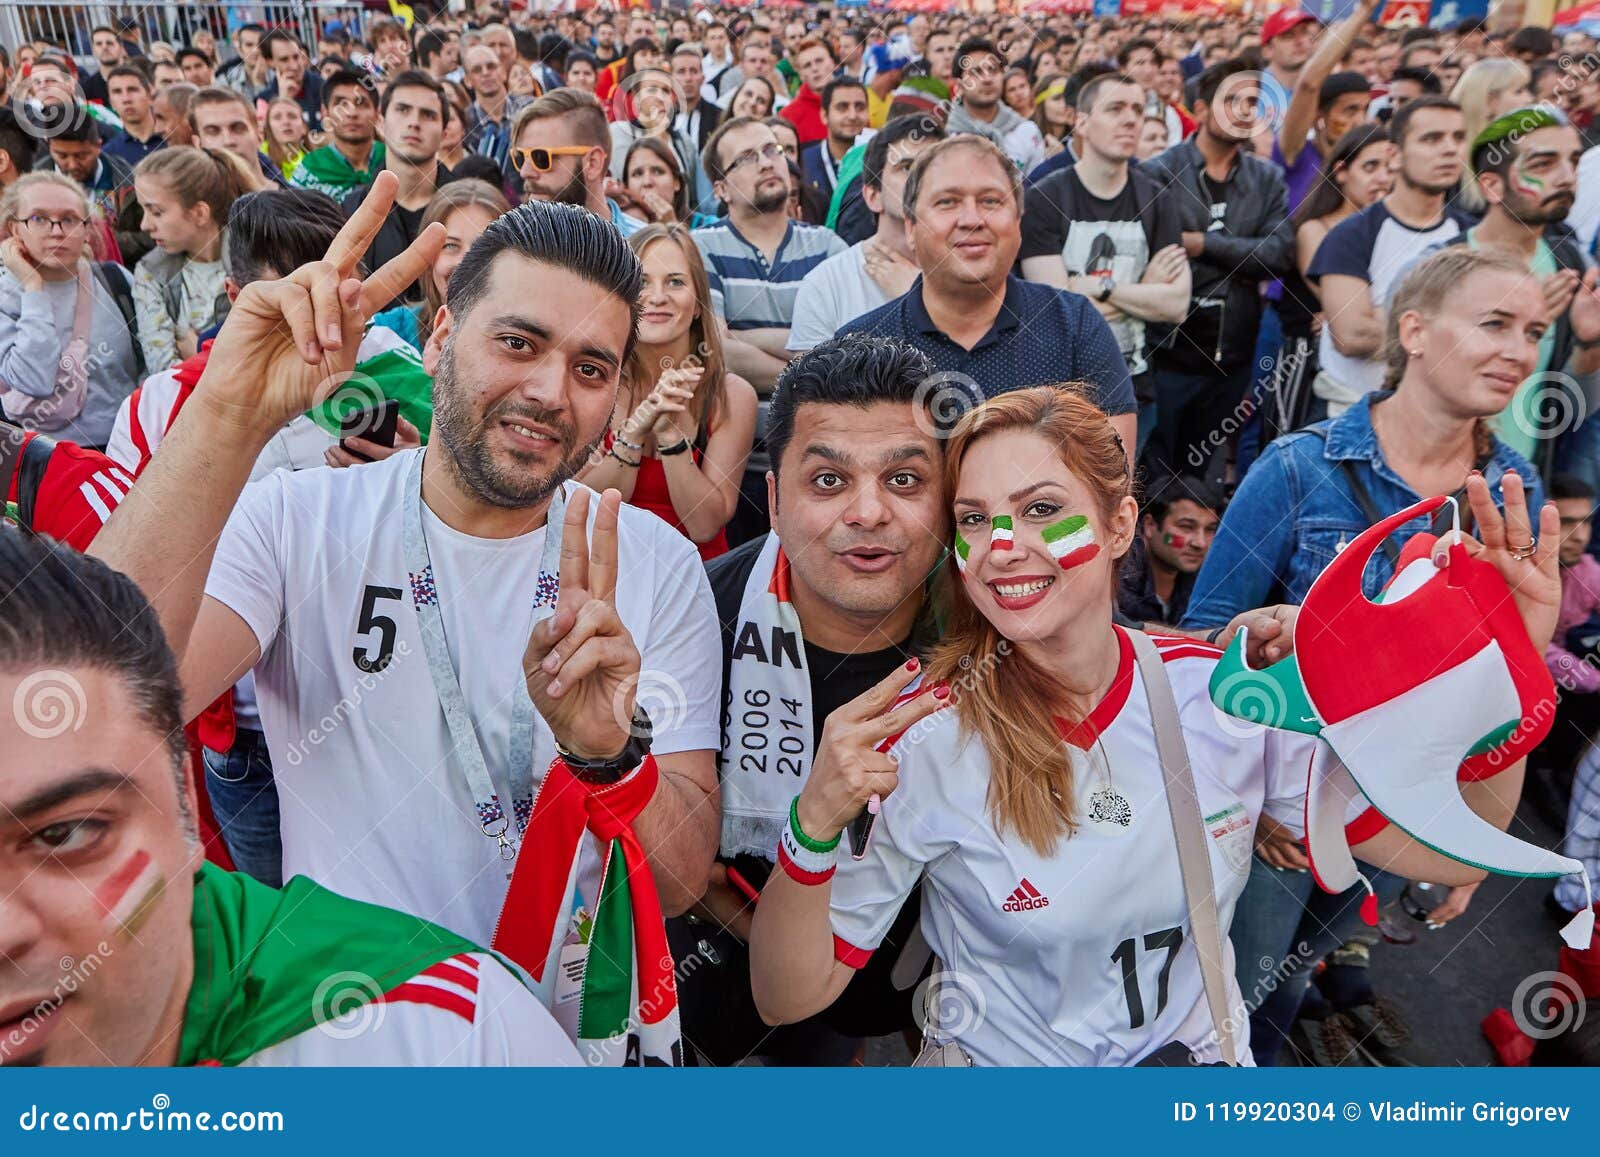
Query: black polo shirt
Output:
[[834, 274, 1135, 416]]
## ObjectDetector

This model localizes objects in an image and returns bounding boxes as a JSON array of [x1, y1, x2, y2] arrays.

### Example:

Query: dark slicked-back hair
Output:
[[0, 529, 187, 773], [223, 188, 346, 286], [766, 335, 934, 478], [446, 199, 644, 358]]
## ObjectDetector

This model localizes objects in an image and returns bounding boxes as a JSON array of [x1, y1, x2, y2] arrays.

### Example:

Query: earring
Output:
[[1408, 348, 1421, 358]]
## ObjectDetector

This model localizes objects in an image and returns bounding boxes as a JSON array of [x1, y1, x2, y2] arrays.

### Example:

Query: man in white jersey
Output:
[[0, 532, 577, 1067], [90, 176, 722, 997]]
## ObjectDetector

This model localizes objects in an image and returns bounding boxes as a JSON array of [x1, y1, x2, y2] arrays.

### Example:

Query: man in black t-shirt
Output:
[[340, 72, 456, 311], [673, 336, 945, 1066], [1020, 73, 1189, 454]]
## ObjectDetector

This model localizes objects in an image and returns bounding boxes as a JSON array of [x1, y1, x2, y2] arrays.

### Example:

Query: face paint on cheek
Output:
[[1510, 158, 1544, 201], [1163, 532, 1187, 548], [94, 849, 166, 939], [989, 514, 1014, 551], [954, 532, 970, 573], [1041, 514, 1100, 571]]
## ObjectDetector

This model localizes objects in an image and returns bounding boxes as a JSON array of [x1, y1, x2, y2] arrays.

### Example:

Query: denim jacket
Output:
[[1181, 393, 1542, 628]]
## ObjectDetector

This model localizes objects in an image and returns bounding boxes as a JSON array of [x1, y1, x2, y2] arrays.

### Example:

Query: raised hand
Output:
[[1, 238, 44, 293], [194, 172, 444, 439], [524, 488, 643, 760], [1462, 470, 1562, 652], [793, 659, 950, 844]]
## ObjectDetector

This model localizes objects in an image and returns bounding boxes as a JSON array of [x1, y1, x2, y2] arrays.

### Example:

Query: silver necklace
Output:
[[1085, 734, 1133, 829]]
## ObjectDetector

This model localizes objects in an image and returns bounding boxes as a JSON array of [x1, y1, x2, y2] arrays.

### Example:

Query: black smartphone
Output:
[[339, 399, 401, 462]]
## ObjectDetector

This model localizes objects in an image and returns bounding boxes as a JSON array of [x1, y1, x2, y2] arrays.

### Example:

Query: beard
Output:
[[1507, 192, 1574, 226], [526, 164, 589, 207], [751, 183, 788, 214], [430, 343, 601, 509]]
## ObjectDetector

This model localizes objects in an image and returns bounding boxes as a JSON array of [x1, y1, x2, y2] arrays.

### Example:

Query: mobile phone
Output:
[[339, 399, 401, 462]]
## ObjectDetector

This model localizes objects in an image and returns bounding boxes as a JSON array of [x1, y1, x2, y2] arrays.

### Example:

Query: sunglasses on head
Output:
[[512, 145, 592, 172]]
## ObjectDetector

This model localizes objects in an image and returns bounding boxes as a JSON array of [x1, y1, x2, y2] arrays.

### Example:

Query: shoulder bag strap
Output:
[[1339, 459, 1402, 567], [1128, 629, 1239, 1066]]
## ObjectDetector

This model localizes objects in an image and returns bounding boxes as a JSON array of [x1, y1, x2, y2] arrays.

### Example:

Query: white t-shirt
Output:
[[786, 242, 895, 353], [1307, 201, 1468, 407], [203, 449, 721, 946], [109, 325, 423, 734], [243, 951, 581, 1066], [829, 630, 1351, 1067]]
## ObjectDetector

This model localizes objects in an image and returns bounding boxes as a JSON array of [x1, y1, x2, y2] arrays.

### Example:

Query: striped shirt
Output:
[[692, 219, 847, 330]]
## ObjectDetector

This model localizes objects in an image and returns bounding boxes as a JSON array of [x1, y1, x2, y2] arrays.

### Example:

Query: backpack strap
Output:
[[96, 262, 145, 379]]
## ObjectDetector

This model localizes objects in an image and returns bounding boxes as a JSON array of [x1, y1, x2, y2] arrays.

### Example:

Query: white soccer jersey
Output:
[[242, 951, 582, 1066], [202, 449, 722, 946], [829, 629, 1360, 1067]]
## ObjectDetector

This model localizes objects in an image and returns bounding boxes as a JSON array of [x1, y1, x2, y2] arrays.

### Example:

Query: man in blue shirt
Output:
[[261, 29, 324, 131], [101, 67, 164, 167], [837, 135, 1136, 454]]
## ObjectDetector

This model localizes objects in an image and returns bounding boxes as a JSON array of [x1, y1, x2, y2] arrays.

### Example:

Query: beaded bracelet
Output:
[[615, 432, 646, 453], [609, 448, 641, 469], [777, 796, 841, 885]]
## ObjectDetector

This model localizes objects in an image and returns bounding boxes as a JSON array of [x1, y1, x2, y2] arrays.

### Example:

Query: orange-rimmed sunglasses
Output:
[[511, 145, 592, 172]]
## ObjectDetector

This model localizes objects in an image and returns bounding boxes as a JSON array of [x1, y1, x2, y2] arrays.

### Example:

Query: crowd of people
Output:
[[2, 0, 1600, 1069]]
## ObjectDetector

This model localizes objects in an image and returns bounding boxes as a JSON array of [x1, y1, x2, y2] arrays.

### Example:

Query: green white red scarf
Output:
[[492, 755, 682, 1066]]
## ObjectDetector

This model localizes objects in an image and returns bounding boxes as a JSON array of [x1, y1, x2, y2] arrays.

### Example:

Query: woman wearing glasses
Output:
[[0, 172, 141, 450]]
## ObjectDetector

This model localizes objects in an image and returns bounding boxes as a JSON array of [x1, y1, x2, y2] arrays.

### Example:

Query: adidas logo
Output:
[[1002, 878, 1051, 912]]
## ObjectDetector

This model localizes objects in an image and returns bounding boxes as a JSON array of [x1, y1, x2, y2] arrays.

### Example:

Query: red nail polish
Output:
[[933, 683, 950, 700], [905, 657, 919, 671]]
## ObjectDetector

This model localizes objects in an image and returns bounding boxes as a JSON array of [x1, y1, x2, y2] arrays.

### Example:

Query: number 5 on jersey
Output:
[[354, 585, 402, 673]]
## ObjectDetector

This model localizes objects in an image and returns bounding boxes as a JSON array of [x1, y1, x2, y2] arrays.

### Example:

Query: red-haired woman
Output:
[[749, 384, 1559, 1066]]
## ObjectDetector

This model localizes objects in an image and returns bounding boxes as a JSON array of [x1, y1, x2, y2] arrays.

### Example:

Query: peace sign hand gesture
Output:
[[195, 172, 446, 440], [524, 488, 643, 760], [794, 658, 950, 844]]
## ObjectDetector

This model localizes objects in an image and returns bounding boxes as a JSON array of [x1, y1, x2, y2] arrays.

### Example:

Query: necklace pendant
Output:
[[1089, 786, 1134, 828]]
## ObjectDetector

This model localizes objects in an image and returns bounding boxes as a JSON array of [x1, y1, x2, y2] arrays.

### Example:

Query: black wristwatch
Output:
[[1096, 274, 1116, 303], [556, 705, 653, 784]]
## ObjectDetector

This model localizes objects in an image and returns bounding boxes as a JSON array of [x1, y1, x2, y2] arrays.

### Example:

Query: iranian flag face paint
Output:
[[990, 515, 1015, 552], [954, 533, 971, 574], [95, 849, 164, 938], [1041, 514, 1100, 571]]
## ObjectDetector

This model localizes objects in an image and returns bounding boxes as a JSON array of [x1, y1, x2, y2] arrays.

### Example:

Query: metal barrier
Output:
[[0, 2, 370, 60]]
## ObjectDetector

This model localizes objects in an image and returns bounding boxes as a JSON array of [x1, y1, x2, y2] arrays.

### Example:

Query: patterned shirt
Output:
[[132, 256, 228, 376], [691, 218, 846, 330]]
